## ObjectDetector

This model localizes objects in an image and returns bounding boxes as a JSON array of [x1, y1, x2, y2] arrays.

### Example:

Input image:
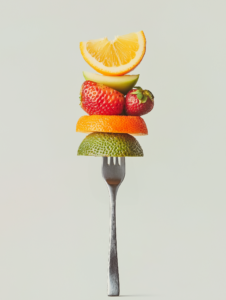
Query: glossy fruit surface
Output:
[[83, 72, 139, 95], [76, 115, 148, 136], [80, 81, 124, 115], [125, 87, 154, 116], [80, 31, 146, 76], [77, 132, 143, 157]]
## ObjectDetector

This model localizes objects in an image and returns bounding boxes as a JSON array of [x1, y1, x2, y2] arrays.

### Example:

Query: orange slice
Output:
[[76, 115, 148, 136], [80, 31, 146, 76]]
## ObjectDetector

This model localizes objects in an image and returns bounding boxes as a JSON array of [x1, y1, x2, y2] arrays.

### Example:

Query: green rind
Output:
[[78, 132, 143, 157], [83, 71, 139, 95]]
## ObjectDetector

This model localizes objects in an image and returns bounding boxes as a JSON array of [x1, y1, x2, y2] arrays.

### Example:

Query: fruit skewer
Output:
[[76, 31, 154, 296]]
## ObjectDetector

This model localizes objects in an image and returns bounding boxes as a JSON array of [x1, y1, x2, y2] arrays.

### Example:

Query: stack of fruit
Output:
[[76, 31, 154, 157]]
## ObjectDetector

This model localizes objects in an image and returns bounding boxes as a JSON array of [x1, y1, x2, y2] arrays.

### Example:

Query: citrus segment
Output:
[[77, 132, 143, 157], [80, 31, 146, 76], [76, 115, 148, 136]]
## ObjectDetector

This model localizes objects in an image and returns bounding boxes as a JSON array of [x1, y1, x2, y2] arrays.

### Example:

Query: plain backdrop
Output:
[[0, 0, 226, 299]]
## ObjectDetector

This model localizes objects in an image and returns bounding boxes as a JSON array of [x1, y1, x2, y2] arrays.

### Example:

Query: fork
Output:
[[102, 157, 126, 297]]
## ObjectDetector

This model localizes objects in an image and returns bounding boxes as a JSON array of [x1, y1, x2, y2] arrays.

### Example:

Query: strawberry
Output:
[[125, 87, 154, 116], [80, 81, 125, 115]]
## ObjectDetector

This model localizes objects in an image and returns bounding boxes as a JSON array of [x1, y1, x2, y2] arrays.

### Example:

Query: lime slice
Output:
[[78, 132, 143, 157]]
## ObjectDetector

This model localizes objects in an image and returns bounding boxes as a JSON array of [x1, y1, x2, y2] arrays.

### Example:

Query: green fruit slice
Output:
[[83, 71, 139, 95], [78, 132, 143, 157]]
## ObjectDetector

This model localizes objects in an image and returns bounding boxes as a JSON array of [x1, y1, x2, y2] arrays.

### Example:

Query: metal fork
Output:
[[102, 157, 126, 297]]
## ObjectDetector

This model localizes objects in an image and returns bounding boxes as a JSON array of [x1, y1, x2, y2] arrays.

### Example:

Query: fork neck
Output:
[[108, 185, 119, 202]]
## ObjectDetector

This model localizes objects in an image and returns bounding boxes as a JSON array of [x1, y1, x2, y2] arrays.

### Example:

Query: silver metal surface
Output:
[[102, 157, 126, 297]]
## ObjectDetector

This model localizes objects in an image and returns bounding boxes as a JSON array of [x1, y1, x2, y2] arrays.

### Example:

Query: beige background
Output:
[[0, 0, 226, 299]]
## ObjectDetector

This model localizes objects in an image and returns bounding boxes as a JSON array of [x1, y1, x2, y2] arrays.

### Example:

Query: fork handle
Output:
[[108, 187, 120, 296]]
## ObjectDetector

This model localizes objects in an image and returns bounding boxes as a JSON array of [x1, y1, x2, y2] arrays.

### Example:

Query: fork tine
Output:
[[109, 157, 114, 165], [103, 157, 108, 166], [115, 157, 119, 165], [120, 157, 125, 167]]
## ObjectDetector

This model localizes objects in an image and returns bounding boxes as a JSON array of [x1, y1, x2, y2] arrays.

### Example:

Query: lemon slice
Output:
[[80, 31, 146, 76]]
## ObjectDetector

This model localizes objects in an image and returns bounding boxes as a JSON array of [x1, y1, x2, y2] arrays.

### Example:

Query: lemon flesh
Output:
[[77, 132, 143, 157]]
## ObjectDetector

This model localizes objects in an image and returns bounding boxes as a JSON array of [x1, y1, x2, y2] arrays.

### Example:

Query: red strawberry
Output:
[[125, 87, 154, 116], [80, 81, 125, 115]]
